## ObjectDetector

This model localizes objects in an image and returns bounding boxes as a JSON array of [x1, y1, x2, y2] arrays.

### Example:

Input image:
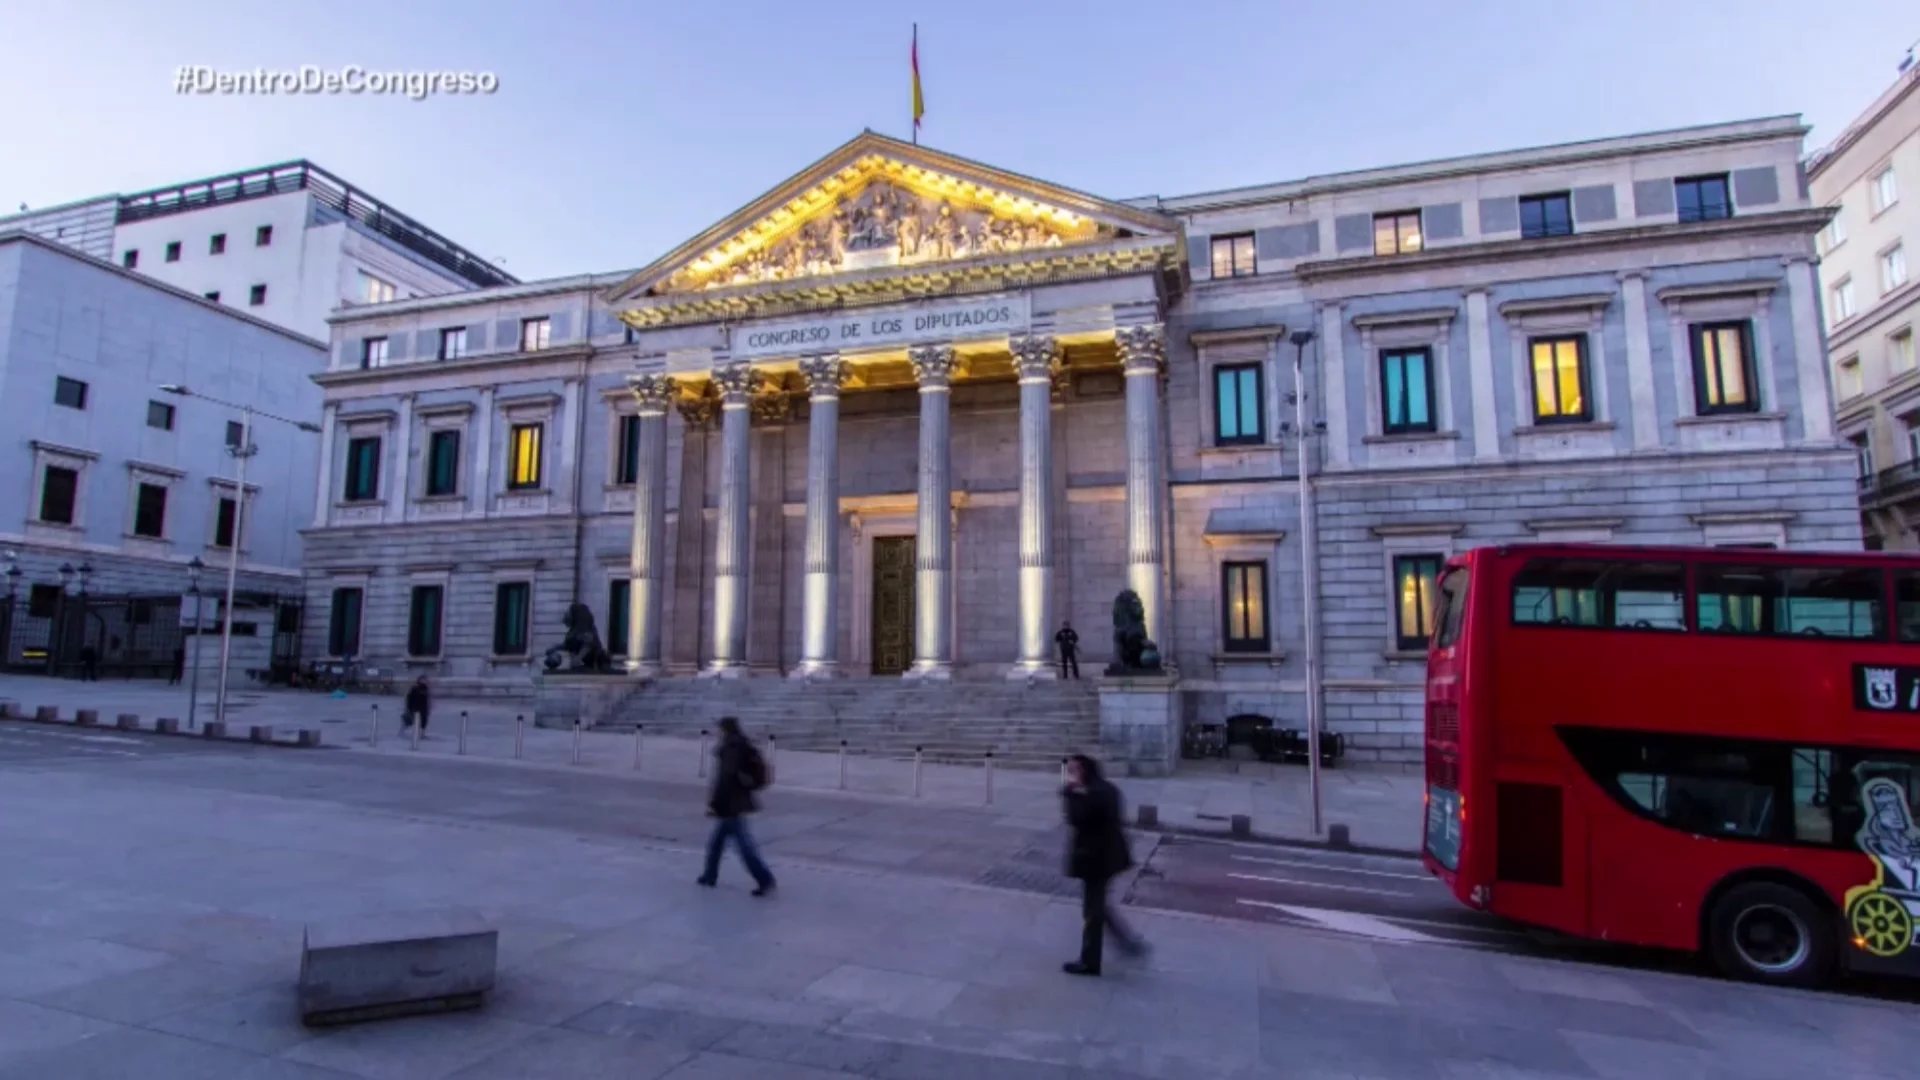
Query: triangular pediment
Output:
[[607, 132, 1180, 306]]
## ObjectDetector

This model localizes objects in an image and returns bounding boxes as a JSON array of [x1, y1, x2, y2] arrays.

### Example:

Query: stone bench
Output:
[[298, 909, 497, 1027]]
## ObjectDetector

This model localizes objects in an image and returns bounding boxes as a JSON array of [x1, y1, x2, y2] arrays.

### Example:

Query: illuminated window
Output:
[[1519, 193, 1573, 239], [1393, 555, 1442, 651], [360, 337, 388, 370], [343, 437, 381, 501], [1373, 210, 1422, 256], [1380, 348, 1435, 434], [1528, 335, 1590, 423], [520, 317, 551, 352], [360, 271, 396, 304], [1213, 364, 1264, 445], [494, 582, 531, 655], [1690, 321, 1758, 415], [1696, 564, 1885, 640], [1209, 234, 1256, 278], [1510, 559, 1686, 631], [1675, 175, 1731, 223], [1891, 328, 1915, 375], [508, 423, 543, 490], [1221, 561, 1268, 652]]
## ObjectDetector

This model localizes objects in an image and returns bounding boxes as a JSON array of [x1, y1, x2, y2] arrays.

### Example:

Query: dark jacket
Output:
[[1055, 627, 1079, 655], [1063, 777, 1133, 881], [405, 683, 430, 715], [708, 735, 763, 819]]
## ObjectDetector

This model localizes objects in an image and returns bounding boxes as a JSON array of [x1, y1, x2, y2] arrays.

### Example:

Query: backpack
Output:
[[741, 744, 771, 791]]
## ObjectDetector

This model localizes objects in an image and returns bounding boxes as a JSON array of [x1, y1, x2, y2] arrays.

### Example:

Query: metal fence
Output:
[[0, 591, 303, 681]]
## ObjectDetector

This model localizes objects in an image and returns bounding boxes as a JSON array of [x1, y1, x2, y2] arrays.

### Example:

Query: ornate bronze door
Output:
[[870, 536, 917, 676]]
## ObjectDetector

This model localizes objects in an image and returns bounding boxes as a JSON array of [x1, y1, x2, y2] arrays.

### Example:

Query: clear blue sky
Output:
[[3, 0, 1915, 282]]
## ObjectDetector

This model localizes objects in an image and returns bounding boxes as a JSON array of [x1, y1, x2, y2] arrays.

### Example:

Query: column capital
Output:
[[908, 344, 958, 390], [627, 373, 677, 416], [797, 355, 851, 400], [710, 362, 759, 406], [1010, 335, 1061, 383], [675, 387, 718, 429], [750, 389, 796, 427], [1115, 323, 1167, 376]]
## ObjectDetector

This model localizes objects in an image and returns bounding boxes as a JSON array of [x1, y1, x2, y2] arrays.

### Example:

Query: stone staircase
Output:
[[594, 677, 1101, 770]]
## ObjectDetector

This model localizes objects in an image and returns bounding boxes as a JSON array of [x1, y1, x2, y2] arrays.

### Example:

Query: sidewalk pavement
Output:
[[1, 716, 1913, 1079], [0, 674, 1424, 854]]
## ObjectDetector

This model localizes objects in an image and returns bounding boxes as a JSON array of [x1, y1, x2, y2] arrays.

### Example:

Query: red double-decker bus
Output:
[[1422, 543, 1920, 987]]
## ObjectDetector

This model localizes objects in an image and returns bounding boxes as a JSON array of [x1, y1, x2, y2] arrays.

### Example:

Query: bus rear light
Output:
[[1459, 796, 1467, 822]]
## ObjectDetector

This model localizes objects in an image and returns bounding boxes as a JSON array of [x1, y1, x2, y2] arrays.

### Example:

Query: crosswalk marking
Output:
[[1238, 900, 1443, 943], [1230, 853, 1431, 881], [1227, 871, 1415, 898]]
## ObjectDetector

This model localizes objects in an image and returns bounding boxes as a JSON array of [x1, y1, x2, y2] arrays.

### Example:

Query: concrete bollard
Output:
[[1137, 804, 1159, 829], [203, 721, 228, 740], [296, 728, 323, 748], [34, 705, 58, 722], [1059, 756, 1070, 784], [837, 740, 848, 790], [116, 714, 140, 731], [368, 704, 380, 748], [155, 717, 180, 735], [913, 747, 924, 799], [766, 734, 776, 770], [632, 724, 644, 771], [409, 712, 422, 752], [697, 730, 709, 779], [75, 709, 99, 727], [250, 725, 273, 744], [571, 720, 583, 765], [1327, 823, 1352, 850], [984, 752, 995, 806], [513, 715, 525, 759], [1230, 814, 1252, 838], [457, 711, 469, 756]]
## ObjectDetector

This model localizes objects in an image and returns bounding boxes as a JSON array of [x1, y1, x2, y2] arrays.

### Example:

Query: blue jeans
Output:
[[702, 816, 774, 888]]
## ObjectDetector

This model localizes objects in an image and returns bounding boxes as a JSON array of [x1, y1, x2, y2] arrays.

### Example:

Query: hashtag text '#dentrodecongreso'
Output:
[[174, 65, 499, 99]]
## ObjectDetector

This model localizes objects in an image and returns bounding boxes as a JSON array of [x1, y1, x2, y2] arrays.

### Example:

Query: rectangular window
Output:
[[508, 423, 543, 490], [407, 585, 444, 658], [1221, 561, 1269, 652], [1838, 355, 1864, 400], [1393, 555, 1443, 651], [146, 400, 175, 430], [328, 588, 363, 658], [27, 584, 60, 619], [39, 466, 78, 525], [209, 233, 227, 255], [122, 249, 138, 269], [1434, 566, 1470, 649], [615, 414, 641, 484], [1511, 559, 1687, 631], [438, 327, 467, 361], [360, 272, 396, 304], [343, 436, 382, 501], [54, 376, 88, 410], [1883, 245, 1908, 294], [1528, 335, 1591, 423], [213, 496, 238, 547], [1873, 165, 1899, 214], [1907, 419, 1920, 465], [360, 337, 389, 370], [249, 284, 267, 306], [425, 429, 461, 496], [132, 483, 167, 538], [624, 325, 637, 346], [1373, 210, 1422, 256], [1380, 348, 1436, 434], [164, 241, 181, 262], [1212, 364, 1264, 446], [520, 317, 551, 352], [607, 579, 631, 656], [1209, 234, 1256, 278], [1695, 564, 1885, 640], [1832, 279, 1857, 322], [255, 225, 273, 246], [1854, 434, 1875, 479], [1519, 192, 1573, 239], [493, 582, 531, 655], [1690, 321, 1759, 415], [1823, 209, 1846, 251], [1896, 570, 1920, 644], [1675, 175, 1732, 223], [226, 420, 245, 449]]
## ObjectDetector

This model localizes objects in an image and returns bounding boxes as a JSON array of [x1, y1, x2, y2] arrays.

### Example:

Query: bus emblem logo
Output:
[[1866, 668, 1900, 710]]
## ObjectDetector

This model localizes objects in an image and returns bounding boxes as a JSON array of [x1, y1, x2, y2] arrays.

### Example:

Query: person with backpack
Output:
[[696, 716, 776, 896]]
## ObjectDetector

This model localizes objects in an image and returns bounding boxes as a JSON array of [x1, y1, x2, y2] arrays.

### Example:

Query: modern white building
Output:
[[0, 161, 515, 340], [1814, 49, 1920, 548]]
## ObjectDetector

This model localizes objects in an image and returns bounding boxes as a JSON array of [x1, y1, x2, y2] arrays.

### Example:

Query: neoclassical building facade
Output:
[[304, 119, 1860, 763]]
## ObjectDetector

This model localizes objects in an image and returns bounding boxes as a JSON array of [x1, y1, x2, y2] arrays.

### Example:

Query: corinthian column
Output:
[[793, 355, 849, 678], [625, 373, 675, 676], [1116, 323, 1169, 650], [703, 362, 757, 677], [1010, 335, 1060, 678], [907, 344, 957, 679]]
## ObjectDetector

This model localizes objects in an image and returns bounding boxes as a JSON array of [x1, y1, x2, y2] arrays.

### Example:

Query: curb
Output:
[[1137, 821, 1421, 861], [0, 701, 325, 750]]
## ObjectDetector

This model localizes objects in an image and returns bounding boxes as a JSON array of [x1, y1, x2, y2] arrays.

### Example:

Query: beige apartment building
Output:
[[1813, 55, 1920, 549]]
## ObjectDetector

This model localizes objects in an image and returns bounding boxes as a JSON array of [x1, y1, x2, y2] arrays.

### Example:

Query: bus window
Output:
[[1510, 559, 1684, 631], [1434, 567, 1469, 648], [1898, 571, 1920, 644], [1561, 728, 1787, 841], [1696, 565, 1886, 640]]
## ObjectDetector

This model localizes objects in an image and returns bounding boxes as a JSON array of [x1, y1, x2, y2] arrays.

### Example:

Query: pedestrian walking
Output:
[[696, 716, 776, 896], [168, 645, 185, 686], [78, 643, 99, 682], [1055, 620, 1080, 679], [1061, 753, 1147, 976], [403, 676, 431, 736]]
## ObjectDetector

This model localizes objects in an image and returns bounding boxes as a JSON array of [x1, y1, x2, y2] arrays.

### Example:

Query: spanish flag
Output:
[[911, 25, 925, 142]]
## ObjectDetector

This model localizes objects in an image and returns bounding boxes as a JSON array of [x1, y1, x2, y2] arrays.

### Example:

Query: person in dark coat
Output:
[[403, 676, 430, 735], [696, 717, 776, 896], [78, 643, 99, 682], [169, 645, 185, 686], [1054, 620, 1080, 679], [1061, 753, 1146, 976]]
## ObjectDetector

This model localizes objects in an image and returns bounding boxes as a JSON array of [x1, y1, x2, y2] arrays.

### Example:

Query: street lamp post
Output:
[[76, 561, 92, 680], [159, 385, 320, 727], [54, 562, 74, 677], [2, 552, 20, 671], [1289, 328, 1325, 838], [186, 556, 204, 729]]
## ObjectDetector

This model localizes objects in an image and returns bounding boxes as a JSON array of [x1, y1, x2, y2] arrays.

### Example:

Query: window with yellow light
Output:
[[508, 422, 543, 490]]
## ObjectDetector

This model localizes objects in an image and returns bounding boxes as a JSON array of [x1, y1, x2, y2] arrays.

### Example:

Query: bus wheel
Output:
[[1706, 882, 1835, 987]]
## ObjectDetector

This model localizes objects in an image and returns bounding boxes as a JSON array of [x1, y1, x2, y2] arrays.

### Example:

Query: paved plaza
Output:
[[1, 690, 1918, 1077]]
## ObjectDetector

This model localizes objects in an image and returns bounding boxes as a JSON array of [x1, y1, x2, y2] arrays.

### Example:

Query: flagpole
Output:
[[911, 24, 919, 145]]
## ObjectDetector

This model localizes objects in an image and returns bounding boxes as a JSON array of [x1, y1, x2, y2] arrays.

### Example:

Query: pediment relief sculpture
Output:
[[663, 177, 1116, 294]]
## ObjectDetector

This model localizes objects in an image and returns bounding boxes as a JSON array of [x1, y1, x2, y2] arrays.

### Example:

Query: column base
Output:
[[697, 663, 749, 680], [1006, 661, 1059, 682], [624, 660, 664, 679], [789, 661, 841, 680], [903, 661, 952, 681]]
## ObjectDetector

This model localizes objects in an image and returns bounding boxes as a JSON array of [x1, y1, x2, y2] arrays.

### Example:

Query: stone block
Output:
[[203, 721, 228, 739], [155, 717, 180, 734], [298, 908, 498, 1026], [1136, 803, 1159, 828], [1230, 814, 1252, 837], [1328, 823, 1352, 850], [297, 728, 323, 748], [250, 725, 274, 743], [75, 709, 99, 727], [116, 714, 140, 731], [1097, 677, 1180, 777], [0, 701, 16, 718]]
